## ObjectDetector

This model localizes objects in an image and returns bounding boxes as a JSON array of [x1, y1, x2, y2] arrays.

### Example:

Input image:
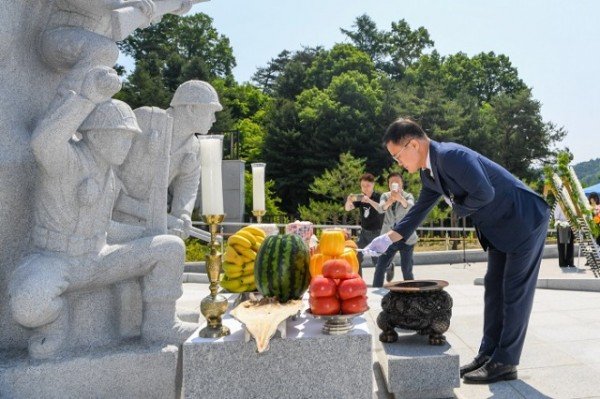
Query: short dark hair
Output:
[[360, 173, 375, 183], [589, 192, 600, 204], [383, 118, 427, 145]]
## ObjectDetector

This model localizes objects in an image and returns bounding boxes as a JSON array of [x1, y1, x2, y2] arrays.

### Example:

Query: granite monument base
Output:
[[0, 342, 179, 399], [374, 329, 459, 399], [183, 312, 372, 399]]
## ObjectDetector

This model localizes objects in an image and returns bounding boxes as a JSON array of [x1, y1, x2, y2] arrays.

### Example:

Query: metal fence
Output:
[[192, 220, 559, 252]]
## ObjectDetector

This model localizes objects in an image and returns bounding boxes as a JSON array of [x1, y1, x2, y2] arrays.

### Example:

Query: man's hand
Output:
[[345, 195, 356, 211], [363, 233, 393, 255], [80, 67, 121, 103]]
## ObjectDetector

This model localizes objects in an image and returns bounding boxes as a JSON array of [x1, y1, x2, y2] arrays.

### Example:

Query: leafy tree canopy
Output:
[[116, 13, 236, 109]]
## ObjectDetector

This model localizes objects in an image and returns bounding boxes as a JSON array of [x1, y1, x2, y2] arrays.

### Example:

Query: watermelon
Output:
[[254, 234, 310, 302]]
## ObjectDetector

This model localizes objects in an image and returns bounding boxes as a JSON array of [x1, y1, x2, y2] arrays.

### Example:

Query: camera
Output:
[[391, 183, 400, 192], [352, 194, 364, 201]]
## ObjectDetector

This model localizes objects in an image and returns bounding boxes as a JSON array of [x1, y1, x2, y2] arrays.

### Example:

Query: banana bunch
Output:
[[220, 226, 266, 293]]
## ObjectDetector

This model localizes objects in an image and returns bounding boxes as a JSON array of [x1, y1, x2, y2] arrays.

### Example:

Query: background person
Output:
[[554, 206, 575, 268], [344, 173, 384, 276], [372, 173, 417, 286]]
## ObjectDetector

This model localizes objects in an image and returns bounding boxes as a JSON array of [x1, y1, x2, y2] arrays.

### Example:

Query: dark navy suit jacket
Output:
[[392, 140, 549, 253]]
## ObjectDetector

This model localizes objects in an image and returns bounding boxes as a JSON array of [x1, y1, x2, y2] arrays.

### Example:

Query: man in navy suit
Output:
[[365, 118, 550, 384]]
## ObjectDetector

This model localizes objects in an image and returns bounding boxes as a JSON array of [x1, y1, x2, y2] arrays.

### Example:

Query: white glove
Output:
[[363, 233, 393, 255], [358, 248, 381, 258]]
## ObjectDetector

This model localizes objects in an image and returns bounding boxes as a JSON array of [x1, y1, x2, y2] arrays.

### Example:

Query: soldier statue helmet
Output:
[[79, 99, 142, 165]]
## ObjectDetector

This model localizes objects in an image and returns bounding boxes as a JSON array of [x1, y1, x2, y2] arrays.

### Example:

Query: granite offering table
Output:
[[183, 305, 372, 399]]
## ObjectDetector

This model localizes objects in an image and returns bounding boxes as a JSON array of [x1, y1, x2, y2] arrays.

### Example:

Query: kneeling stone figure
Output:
[[9, 66, 196, 360]]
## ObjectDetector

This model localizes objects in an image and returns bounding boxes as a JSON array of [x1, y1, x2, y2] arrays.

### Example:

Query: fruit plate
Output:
[[305, 308, 369, 335]]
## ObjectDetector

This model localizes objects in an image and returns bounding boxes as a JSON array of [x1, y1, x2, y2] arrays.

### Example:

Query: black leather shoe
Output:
[[459, 355, 490, 378], [385, 264, 395, 282], [462, 361, 517, 384]]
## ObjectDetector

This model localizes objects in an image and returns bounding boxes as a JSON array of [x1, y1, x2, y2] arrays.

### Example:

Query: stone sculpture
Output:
[[40, 0, 199, 71], [113, 80, 223, 239], [8, 67, 196, 360]]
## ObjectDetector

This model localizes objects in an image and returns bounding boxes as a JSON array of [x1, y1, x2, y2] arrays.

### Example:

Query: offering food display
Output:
[[307, 258, 368, 334], [220, 226, 266, 293]]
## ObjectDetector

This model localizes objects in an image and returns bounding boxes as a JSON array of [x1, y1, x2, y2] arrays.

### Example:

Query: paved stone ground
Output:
[[178, 257, 600, 399]]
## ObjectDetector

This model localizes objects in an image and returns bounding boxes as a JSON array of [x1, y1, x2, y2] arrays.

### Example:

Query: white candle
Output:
[[251, 163, 266, 211], [199, 135, 224, 215]]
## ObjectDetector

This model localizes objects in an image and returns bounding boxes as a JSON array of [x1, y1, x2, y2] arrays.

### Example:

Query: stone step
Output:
[[365, 298, 459, 399], [0, 342, 180, 399]]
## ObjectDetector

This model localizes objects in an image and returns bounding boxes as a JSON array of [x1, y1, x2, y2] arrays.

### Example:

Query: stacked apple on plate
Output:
[[308, 259, 368, 315]]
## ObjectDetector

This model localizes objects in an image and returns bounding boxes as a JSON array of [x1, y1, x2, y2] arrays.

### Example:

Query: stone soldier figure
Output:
[[40, 0, 156, 73], [40, 0, 199, 72], [8, 67, 196, 360], [114, 80, 222, 239]]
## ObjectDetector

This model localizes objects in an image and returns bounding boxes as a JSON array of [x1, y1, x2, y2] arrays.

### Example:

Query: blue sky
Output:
[[119, 0, 599, 164]]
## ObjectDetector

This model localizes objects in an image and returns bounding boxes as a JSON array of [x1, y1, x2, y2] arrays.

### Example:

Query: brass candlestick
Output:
[[199, 214, 230, 338], [252, 210, 266, 223]]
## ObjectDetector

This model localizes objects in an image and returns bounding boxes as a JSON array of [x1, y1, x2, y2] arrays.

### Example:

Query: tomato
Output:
[[340, 272, 360, 280], [309, 296, 341, 315], [341, 295, 368, 315], [309, 276, 337, 298], [338, 277, 367, 300], [322, 259, 352, 279]]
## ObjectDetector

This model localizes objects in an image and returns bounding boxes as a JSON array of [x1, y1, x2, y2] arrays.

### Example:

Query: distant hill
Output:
[[574, 158, 600, 187]]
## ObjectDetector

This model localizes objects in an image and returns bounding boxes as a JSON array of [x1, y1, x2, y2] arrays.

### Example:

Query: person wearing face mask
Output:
[[371, 173, 418, 286], [344, 173, 384, 276], [363, 118, 550, 385]]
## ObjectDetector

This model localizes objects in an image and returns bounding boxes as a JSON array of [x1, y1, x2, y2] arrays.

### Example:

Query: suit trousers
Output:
[[556, 226, 574, 267], [478, 209, 550, 365]]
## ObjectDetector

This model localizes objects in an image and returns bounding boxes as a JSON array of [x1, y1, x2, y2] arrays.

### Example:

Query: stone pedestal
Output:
[[374, 331, 459, 399], [183, 312, 372, 399], [0, 342, 179, 399]]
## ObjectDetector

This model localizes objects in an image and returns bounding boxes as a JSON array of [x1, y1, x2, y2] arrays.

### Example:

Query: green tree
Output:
[[574, 158, 600, 187], [252, 47, 324, 99], [116, 13, 236, 109], [406, 51, 527, 104], [298, 153, 366, 224], [259, 13, 566, 220], [209, 80, 271, 161], [305, 43, 377, 89], [478, 89, 566, 181], [340, 14, 389, 68], [341, 15, 434, 78], [263, 70, 389, 213], [252, 50, 291, 95]]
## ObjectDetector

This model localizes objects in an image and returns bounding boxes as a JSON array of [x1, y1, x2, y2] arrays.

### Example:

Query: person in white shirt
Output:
[[371, 173, 418, 286], [554, 205, 574, 267]]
